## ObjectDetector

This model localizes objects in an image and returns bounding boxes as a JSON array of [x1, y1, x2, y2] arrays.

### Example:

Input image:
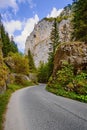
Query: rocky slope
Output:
[[25, 6, 72, 67], [53, 42, 87, 76]]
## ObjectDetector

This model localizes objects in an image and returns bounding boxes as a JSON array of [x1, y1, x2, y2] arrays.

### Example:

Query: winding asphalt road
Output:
[[4, 84, 87, 130]]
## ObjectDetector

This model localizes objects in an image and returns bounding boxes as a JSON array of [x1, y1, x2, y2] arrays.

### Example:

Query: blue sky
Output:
[[0, 0, 73, 52]]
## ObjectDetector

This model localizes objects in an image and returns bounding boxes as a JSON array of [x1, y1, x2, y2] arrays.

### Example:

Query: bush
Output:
[[73, 73, 87, 95], [5, 52, 29, 75], [46, 62, 87, 102], [56, 61, 74, 86], [14, 74, 34, 86]]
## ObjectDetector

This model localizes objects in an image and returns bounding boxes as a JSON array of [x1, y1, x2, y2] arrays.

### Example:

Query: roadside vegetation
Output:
[[46, 61, 87, 103], [0, 82, 34, 130], [0, 15, 36, 130]]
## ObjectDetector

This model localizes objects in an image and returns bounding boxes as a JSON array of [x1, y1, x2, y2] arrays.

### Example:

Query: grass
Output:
[[0, 81, 35, 130], [46, 85, 87, 103], [0, 90, 11, 130]]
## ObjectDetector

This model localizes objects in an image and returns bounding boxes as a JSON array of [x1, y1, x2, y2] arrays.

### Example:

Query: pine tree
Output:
[[1, 25, 11, 57], [47, 18, 59, 77], [1, 24, 18, 57], [50, 18, 59, 53], [72, 0, 87, 42], [10, 36, 18, 53]]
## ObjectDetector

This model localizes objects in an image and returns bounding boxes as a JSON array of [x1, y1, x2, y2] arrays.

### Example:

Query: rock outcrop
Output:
[[25, 6, 72, 67], [53, 42, 87, 76]]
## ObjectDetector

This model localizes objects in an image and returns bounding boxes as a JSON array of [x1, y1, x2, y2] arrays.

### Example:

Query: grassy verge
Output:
[[46, 85, 87, 103], [0, 81, 35, 130]]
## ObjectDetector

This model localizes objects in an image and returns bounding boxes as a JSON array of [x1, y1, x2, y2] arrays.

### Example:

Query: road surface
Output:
[[4, 84, 87, 130]]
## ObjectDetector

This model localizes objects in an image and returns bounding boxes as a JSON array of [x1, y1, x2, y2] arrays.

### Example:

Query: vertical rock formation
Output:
[[25, 7, 72, 67], [25, 19, 54, 67]]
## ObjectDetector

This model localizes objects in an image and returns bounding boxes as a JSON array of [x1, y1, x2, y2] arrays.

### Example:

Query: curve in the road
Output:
[[4, 84, 87, 130]]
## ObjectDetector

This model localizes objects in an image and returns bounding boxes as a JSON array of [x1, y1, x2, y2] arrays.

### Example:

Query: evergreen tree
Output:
[[72, 0, 87, 42], [10, 36, 18, 53], [1, 25, 11, 57], [1, 24, 18, 57], [50, 18, 59, 53], [28, 49, 36, 72], [47, 18, 59, 77]]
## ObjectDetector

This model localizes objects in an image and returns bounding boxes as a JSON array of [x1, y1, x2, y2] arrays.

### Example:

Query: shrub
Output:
[[5, 52, 29, 75], [56, 61, 74, 86], [73, 73, 87, 95], [46, 62, 87, 102]]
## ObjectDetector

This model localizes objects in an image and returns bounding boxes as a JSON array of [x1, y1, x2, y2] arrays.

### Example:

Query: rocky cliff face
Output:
[[25, 19, 53, 67], [25, 7, 72, 67], [53, 42, 87, 76]]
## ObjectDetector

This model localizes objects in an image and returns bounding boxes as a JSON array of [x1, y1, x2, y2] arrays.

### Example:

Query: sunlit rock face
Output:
[[25, 19, 53, 67], [25, 7, 72, 67]]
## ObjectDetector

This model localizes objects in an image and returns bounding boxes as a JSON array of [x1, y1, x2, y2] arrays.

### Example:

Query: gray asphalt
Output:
[[4, 84, 87, 130]]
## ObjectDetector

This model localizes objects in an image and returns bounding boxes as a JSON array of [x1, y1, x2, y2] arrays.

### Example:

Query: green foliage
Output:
[[0, 90, 11, 130], [14, 74, 34, 86], [47, 18, 60, 78], [28, 49, 36, 72], [0, 48, 8, 90], [37, 62, 50, 83], [44, 17, 54, 22], [47, 62, 87, 103], [10, 40, 18, 53], [47, 52, 54, 77], [56, 61, 74, 86], [73, 73, 87, 95], [72, 0, 87, 42], [50, 18, 59, 53], [56, 15, 69, 23], [7, 52, 29, 75], [1, 24, 18, 57], [7, 84, 22, 92]]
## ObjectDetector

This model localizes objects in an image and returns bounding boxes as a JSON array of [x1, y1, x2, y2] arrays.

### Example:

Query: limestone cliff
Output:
[[25, 19, 53, 67], [25, 6, 72, 67]]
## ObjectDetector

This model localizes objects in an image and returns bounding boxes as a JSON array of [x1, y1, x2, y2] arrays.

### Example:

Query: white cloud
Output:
[[3, 20, 22, 34], [0, 0, 36, 14], [18, 0, 36, 8], [14, 14, 39, 52], [3, 14, 39, 52], [0, 0, 18, 12], [47, 7, 63, 18]]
